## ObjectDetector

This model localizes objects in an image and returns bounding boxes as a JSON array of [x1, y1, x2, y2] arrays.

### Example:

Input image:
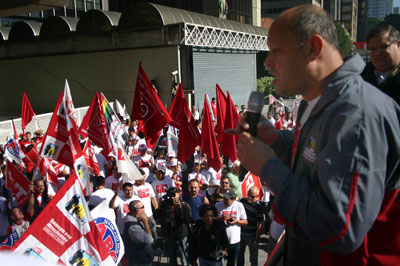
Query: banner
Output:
[[4, 139, 24, 166], [11, 173, 113, 265], [91, 200, 125, 265], [83, 141, 100, 176], [240, 172, 264, 201], [0, 229, 21, 251], [6, 160, 31, 208]]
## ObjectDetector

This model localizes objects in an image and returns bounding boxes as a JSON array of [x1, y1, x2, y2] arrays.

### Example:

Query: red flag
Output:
[[6, 160, 31, 208], [131, 62, 172, 142], [269, 94, 277, 105], [12, 120, 18, 140], [10, 173, 111, 265], [221, 91, 240, 162], [201, 95, 222, 171], [170, 85, 201, 163], [21, 93, 35, 133], [241, 171, 264, 201], [38, 158, 59, 185], [215, 84, 227, 143], [39, 93, 91, 195], [79, 92, 111, 158]]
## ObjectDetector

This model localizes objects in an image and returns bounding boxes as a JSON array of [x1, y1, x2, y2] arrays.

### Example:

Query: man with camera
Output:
[[155, 187, 191, 266]]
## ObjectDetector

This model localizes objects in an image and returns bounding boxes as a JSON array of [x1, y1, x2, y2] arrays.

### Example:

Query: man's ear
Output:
[[308, 35, 323, 60]]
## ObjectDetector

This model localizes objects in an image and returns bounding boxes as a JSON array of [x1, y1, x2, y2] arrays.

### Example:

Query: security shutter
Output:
[[192, 51, 256, 111]]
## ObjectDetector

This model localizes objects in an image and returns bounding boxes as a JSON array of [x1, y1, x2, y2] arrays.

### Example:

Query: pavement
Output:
[[151, 232, 270, 265]]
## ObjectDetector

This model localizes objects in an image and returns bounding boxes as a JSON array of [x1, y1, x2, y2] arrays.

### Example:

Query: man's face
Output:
[[135, 176, 145, 186], [123, 186, 133, 199], [247, 190, 259, 204], [11, 208, 24, 221], [369, 31, 400, 72], [189, 182, 199, 196], [220, 178, 230, 191], [34, 180, 45, 194], [193, 163, 200, 172], [264, 19, 309, 97], [156, 170, 165, 180]]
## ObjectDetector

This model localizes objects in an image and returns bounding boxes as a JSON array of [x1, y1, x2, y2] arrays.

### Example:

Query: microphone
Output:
[[238, 91, 264, 181], [246, 91, 264, 137]]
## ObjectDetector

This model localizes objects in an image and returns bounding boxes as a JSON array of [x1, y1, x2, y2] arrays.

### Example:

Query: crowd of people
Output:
[[1, 4, 400, 266]]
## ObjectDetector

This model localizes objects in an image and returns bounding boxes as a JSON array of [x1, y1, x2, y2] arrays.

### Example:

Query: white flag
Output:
[[117, 141, 142, 183], [64, 79, 78, 131], [91, 200, 125, 265]]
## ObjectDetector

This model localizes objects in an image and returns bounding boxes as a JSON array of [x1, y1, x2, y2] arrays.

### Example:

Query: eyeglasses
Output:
[[368, 42, 394, 53], [221, 181, 230, 185], [135, 206, 144, 210], [248, 194, 258, 198]]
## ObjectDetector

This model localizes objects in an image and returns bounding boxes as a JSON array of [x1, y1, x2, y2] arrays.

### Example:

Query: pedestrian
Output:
[[231, 4, 400, 265]]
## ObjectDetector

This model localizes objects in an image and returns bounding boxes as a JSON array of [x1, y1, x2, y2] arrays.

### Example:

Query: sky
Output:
[[396, 0, 400, 7]]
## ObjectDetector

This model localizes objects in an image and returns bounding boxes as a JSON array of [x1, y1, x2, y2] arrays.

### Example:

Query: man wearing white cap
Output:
[[169, 158, 183, 195], [188, 156, 208, 192], [151, 164, 176, 203], [132, 143, 154, 182]]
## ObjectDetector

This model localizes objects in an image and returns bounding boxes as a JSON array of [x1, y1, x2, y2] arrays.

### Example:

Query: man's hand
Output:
[[225, 113, 278, 146], [237, 132, 276, 176], [137, 209, 148, 224]]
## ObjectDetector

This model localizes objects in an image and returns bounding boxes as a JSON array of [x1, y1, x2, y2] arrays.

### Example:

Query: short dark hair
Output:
[[366, 23, 400, 44], [289, 4, 339, 50], [95, 176, 105, 187], [122, 182, 133, 190], [199, 204, 218, 218], [129, 200, 142, 213]]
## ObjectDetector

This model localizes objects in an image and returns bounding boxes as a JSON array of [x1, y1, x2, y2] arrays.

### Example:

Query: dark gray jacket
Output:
[[262, 54, 400, 265]]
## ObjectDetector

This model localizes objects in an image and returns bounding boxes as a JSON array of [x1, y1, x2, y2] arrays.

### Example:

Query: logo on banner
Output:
[[69, 249, 99, 266], [94, 217, 120, 263], [24, 247, 46, 260], [65, 194, 88, 224], [44, 143, 58, 157]]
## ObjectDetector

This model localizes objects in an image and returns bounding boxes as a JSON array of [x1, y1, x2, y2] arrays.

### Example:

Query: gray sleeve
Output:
[[128, 223, 154, 244], [260, 94, 400, 254]]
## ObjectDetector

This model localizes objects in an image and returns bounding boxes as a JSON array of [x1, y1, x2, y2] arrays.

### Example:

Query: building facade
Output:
[[368, 0, 393, 19]]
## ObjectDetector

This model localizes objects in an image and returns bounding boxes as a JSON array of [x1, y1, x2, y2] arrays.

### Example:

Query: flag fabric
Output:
[[38, 158, 59, 185], [269, 94, 277, 105], [201, 95, 222, 171], [12, 120, 19, 141], [167, 132, 179, 158], [221, 91, 240, 163], [79, 92, 112, 159], [63, 79, 78, 131], [91, 200, 125, 265], [114, 100, 130, 121], [21, 93, 35, 133], [6, 160, 31, 208], [117, 141, 142, 183], [101, 93, 128, 157], [131, 62, 172, 143], [169, 84, 201, 163], [0, 229, 21, 251], [215, 84, 227, 143], [11, 173, 113, 266], [83, 140, 100, 176], [240, 171, 264, 201], [4, 139, 24, 166], [39, 93, 91, 195]]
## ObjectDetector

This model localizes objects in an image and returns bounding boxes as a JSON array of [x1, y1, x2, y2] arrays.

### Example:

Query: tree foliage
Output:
[[367, 17, 383, 35], [384, 14, 400, 32], [335, 22, 353, 58], [257, 76, 275, 95]]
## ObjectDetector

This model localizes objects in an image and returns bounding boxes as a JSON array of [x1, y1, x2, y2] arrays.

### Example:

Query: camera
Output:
[[210, 250, 225, 261]]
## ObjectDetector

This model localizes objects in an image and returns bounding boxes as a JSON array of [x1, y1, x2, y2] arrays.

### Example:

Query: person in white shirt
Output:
[[105, 166, 122, 191], [132, 169, 158, 239], [88, 176, 115, 210], [215, 189, 248, 266], [188, 160, 208, 192], [132, 144, 154, 182], [109, 182, 141, 232], [151, 164, 175, 203], [200, 160, 219, 197]]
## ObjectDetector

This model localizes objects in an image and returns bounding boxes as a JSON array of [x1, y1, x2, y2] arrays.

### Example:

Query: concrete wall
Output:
[[0, 46, 179, 120]]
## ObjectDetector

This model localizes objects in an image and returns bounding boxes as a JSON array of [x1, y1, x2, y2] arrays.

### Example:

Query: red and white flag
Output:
[[83, 140, 100, 176], [11, 173, 114, 265], [39, 93, 91, 195], [269, 94, 277, 105], [201, 95, 222, 171], [241, 172, 264, 201], [63, 79, 78, 131], [131, 62, 172, 145], [21, 93, 35, 133], [117, 141, 142, 183], [6, 160, 31, 208]]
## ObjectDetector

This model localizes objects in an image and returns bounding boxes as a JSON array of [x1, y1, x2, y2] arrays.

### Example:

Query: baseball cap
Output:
[[156, 164, 166, 173], [170, 158, 178, 167], [168, 150, 176, 157], [222, 189, 236, 199], [194, 154, 201, 164], [138, 144, 147, 151]]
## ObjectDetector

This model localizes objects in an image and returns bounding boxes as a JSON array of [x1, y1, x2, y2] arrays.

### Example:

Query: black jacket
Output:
[[361, 61, 400, 106]]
